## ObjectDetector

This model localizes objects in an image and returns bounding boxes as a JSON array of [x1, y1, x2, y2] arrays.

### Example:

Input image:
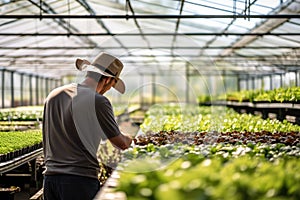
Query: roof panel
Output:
[[0, 0, 298, 78]]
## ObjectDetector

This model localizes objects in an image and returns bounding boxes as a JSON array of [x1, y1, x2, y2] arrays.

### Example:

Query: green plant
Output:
[[0, 130, 42, 154]]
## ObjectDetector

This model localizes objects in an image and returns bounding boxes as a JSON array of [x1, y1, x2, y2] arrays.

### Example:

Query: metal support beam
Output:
[[35, 76, 39, 105], [152, 74, 155, 105], [270, 75, 274, 90], [237, 74, 241, 91], [0, 32, 299, 36], [0, 14, 299, 19], [185, 62, 189, 103], [140, 74, 144, 107], [0, 46, 298, 50], [10, 71, 14, 107], [45, 77, 49, 99], [1, 69, 4, 108], [20, 73, 24, 106], [29, 75, 33, 105]]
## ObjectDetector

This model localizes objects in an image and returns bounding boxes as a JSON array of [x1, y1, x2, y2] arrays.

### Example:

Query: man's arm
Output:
[[109, 133, 132, 150]]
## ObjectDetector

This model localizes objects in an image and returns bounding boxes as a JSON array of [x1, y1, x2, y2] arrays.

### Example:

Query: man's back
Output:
[[43, 83, 100, 179]]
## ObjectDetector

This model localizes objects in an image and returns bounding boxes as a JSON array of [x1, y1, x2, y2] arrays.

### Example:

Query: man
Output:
[[42, 52, 132, 200]]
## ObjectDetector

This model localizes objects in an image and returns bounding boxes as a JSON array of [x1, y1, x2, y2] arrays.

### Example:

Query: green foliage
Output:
[[0, 130, 42, 154], [140, 104, 300, 133], [199, 87, 300, 103], [0, 106, 44, 121], [254, 87, 300, 102], [197, 95, 212, 103], [116, 103, 300, 200], [226, 89, 262, 102], [117, 144, 300, 200]]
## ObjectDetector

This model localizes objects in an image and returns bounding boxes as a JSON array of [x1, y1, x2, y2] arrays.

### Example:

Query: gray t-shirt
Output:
[[42, 83, 121, 179]]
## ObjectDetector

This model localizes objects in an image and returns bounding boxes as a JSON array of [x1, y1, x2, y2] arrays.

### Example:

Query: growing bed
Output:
[[98, 104, 300, 200]]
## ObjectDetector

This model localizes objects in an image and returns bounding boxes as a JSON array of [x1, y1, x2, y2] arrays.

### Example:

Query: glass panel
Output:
[[3, 71, 11, 108], [22, 75, 30, 106], [31, 76, 37, 105], [13, 73, 21, 106]]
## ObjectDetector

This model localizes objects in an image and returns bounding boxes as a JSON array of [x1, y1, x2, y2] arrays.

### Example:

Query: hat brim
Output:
[[76, 58, 126, 94], [113, 78, 125, 94]]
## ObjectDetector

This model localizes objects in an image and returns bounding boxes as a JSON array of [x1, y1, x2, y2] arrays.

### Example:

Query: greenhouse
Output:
[[0, 0, 300, 199]]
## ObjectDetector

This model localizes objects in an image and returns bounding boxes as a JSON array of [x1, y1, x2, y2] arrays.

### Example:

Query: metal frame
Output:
[[0, 0, 299, 105], [0, 68, 60, 108]]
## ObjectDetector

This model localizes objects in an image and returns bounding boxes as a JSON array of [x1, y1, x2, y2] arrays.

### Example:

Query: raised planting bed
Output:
[[0, 121, 41, 131], [134, 130, 300, 146], [198, 86, 300, 103], [0, 130, 42, 162], [96, 103, 300, 200], [198, 87, 300, 125], [0, 106, 43, 121], [140, 105, 300, 133], [115, 143, 300, 200]]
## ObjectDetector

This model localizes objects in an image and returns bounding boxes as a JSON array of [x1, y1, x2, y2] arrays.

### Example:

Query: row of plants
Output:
[[0, 107, 43, 161], [117, 143, 300, 200], [108, 103, 300, 199], [0, 104, 130, 122], [0, 106, 44, 121], [198, 86, 300, 103], [134, 130, 299, 147], [0, 130, 42, 162], [140, 105, 300, 133], [0, 121, 40, 131]]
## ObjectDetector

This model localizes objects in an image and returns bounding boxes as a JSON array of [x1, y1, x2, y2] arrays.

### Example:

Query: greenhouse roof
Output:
[[0, 0, 299, 79]]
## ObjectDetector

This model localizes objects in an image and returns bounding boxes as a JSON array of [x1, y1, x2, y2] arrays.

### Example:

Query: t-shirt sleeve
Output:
[[95, 96, 121, 139]]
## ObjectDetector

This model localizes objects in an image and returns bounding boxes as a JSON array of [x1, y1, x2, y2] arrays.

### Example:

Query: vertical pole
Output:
[[237, 74, 241, 91], [11, 71, 14, 107], [20, 73, 24, 106], [185, 63, 189, 103], [152, 74, 155, 105], [29, 75, 33, 105], [1, 69, 5, 108], [269, 75, 273, 90], [222, 70, 227, 93], [36, 76, 39, 105], [45, 77, 49, 98], [296, 71, 300, 86], [140, 74, 144, 107], [41, 77, 44, 101], [294, 71, 298, 86], [246, 74, 249, 90]]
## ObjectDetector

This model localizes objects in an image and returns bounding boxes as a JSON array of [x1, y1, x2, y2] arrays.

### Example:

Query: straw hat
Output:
[[75, 52, 125, 94]]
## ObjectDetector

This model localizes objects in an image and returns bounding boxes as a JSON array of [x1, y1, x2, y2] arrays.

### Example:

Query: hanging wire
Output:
[[244, 0, 248, 20], [248, 0, 251, 21], [39, 0, 42, 20], [233, 0, 237, 18], [125, 0, 129, 20], [244, 0, 251, 21], [67, 0, 71, 37]]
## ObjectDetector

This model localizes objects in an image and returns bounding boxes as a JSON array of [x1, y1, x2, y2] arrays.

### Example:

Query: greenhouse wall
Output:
[[0, 68, 60, 108]]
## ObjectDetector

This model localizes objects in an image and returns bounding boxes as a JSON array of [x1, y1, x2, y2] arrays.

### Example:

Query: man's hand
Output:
[[109, 133, 133, 150]]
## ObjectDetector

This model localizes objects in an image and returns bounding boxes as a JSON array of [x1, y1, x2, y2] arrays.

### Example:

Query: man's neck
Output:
[[81, 77, 107, 94], [81, 77, 98, 90]]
